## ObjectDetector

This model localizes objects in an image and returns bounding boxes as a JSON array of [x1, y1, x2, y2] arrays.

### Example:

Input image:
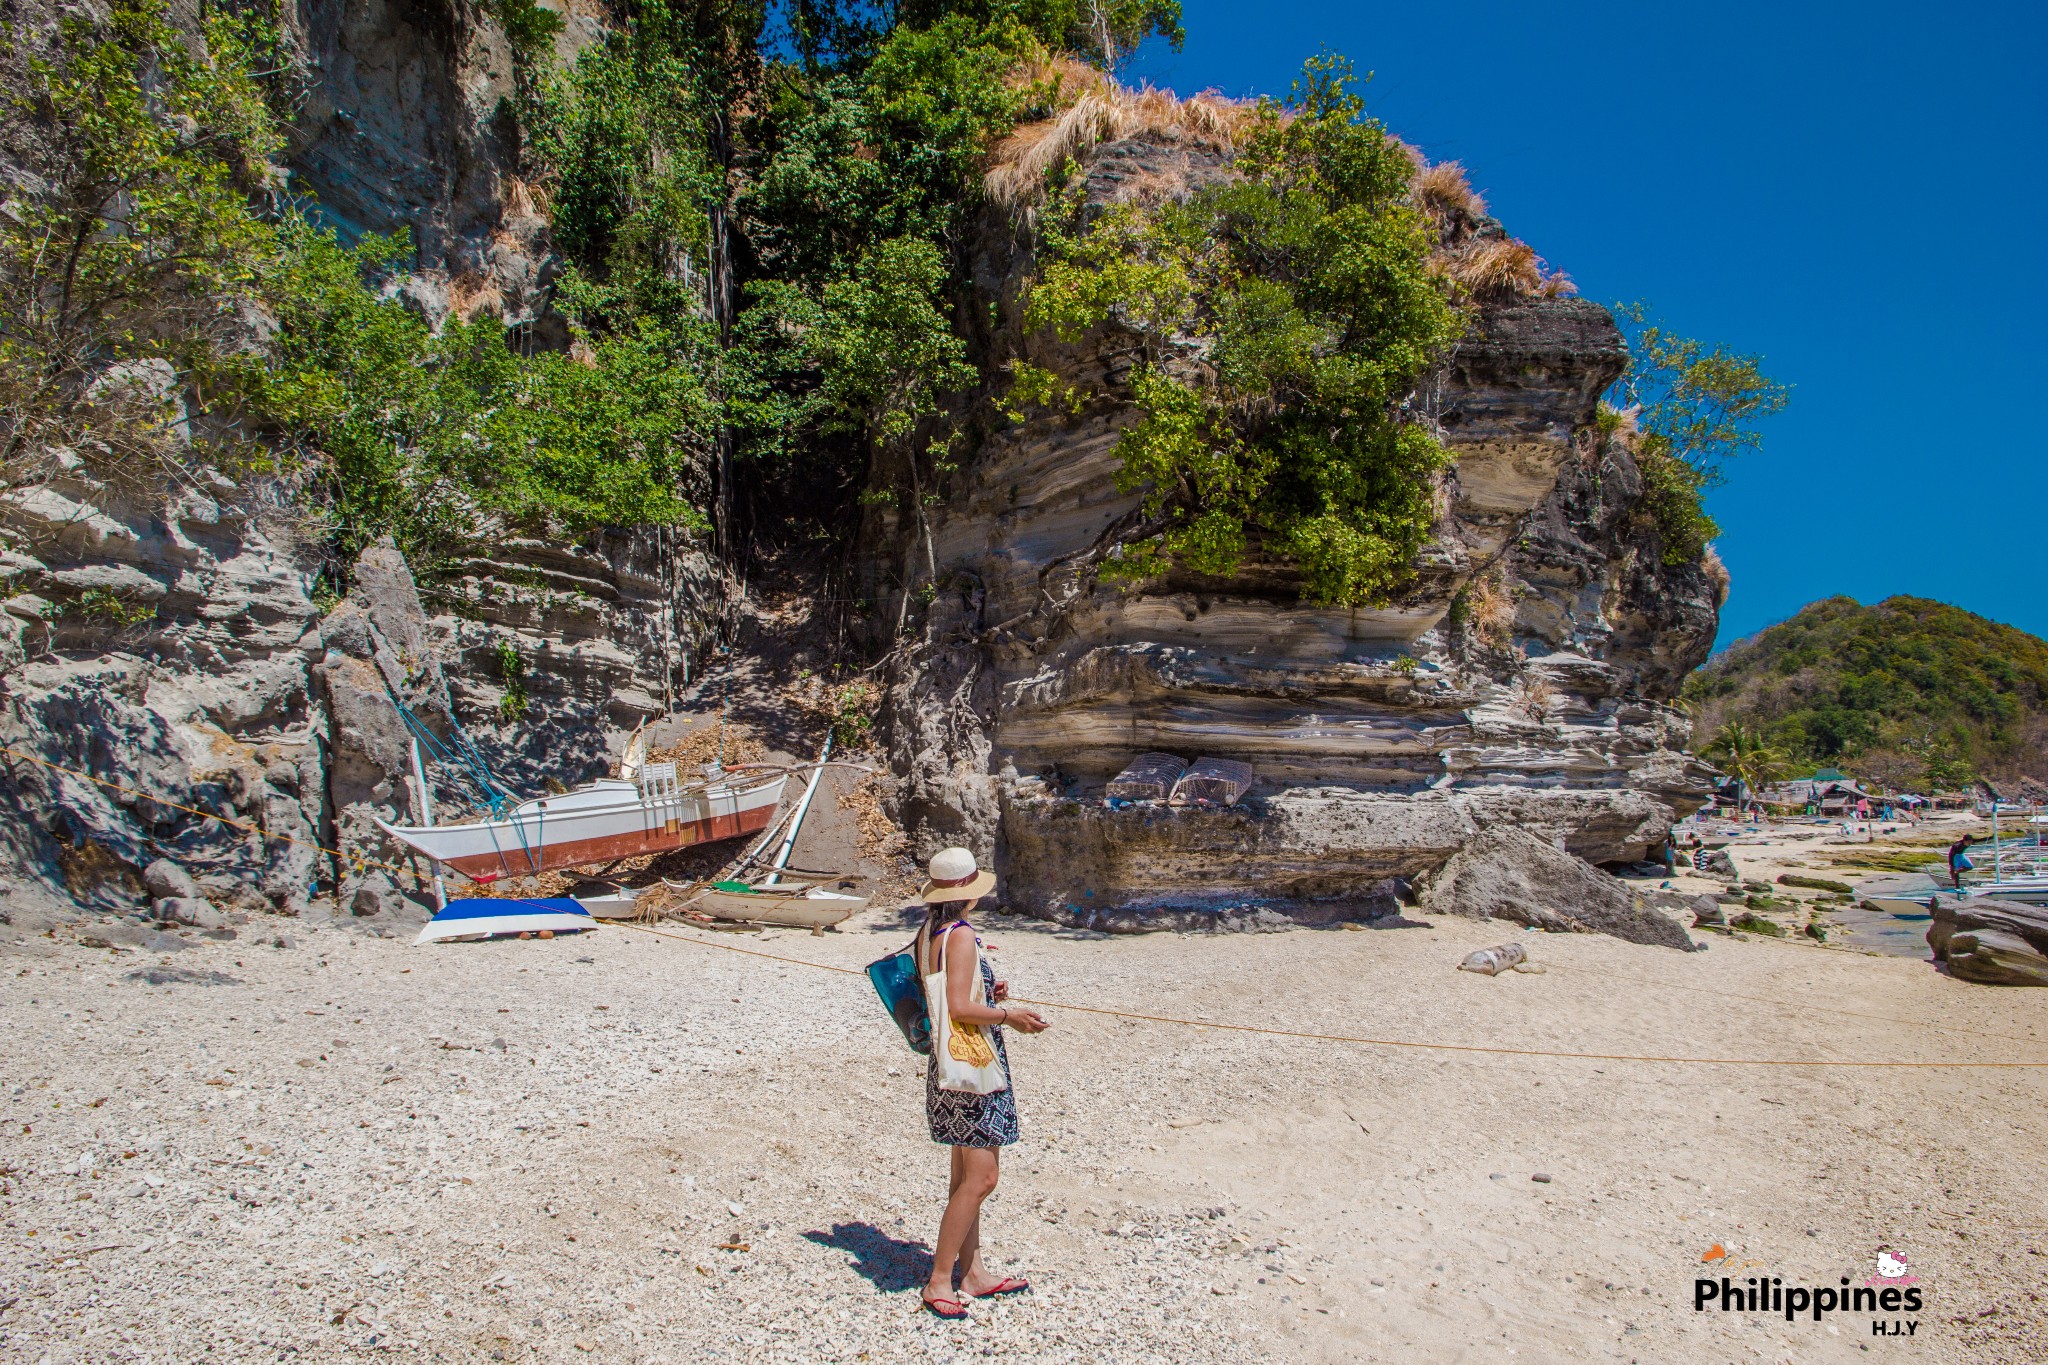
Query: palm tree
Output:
[[1702, 722, 1792, 813]]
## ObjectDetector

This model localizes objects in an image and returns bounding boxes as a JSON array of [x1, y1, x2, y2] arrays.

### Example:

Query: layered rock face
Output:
[[0, 460, 329, 918], [873, 134, 1719, 928], [280, 0, 602, 335], [0, 452, 717, 927], [0, 0, 722, 926]]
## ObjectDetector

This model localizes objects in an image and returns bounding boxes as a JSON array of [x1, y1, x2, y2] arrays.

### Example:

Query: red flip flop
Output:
[[975, 1277, 1031, 1297], [920, 1292, 970, 1319]]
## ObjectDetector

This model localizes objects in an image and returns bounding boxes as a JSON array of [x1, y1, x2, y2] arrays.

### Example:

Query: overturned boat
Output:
[[377, 762, 787, 882], [416, 897, 596, 944]]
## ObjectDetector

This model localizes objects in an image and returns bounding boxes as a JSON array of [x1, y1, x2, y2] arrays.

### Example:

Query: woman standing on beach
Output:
[[913, 848, 1050, 1319]]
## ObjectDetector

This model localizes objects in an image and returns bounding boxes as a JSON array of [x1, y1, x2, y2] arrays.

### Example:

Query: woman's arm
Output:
[[942, 925, 1049, 1033]]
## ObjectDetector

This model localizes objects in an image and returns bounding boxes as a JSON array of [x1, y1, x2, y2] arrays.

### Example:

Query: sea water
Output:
[[1831, 872, 1941, 958]]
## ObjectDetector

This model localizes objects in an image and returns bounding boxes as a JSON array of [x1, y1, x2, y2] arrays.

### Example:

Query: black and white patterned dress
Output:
[[925, 925, 1019, 1148]]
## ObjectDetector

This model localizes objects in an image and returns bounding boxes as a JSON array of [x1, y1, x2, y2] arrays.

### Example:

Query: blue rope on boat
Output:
[[384, 687, 560, 879], [385, 689, 518, 818]]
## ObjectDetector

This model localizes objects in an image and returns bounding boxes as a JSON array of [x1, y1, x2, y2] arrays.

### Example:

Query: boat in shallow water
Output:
[[377, 762, 787, 882], [1957, 876, 2048, 907]]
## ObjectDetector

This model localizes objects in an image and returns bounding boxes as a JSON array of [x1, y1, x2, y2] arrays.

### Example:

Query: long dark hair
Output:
[[918, 896, 977, 974]]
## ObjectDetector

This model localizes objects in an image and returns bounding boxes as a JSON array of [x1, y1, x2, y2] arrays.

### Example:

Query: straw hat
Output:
[[920, 846, 996, 903]]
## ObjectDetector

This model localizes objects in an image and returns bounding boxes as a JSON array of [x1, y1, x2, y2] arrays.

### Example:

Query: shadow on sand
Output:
[[802, 1222, 933, 1293]]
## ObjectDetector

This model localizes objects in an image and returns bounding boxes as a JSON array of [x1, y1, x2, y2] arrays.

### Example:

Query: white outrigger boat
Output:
[[676, 878, 868, 929], [1956, 875, 2048, 907], [1951, 801, 2048, 906], [377, 761, 787, 883]]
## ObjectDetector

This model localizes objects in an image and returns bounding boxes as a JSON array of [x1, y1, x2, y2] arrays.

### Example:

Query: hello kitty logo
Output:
[[1866, 1248, 1917, 1287]]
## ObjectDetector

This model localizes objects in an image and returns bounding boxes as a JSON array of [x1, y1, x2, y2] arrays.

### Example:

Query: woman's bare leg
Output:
[[954, 1154, 1007, 1294], [958, 1198, 984, 1289], [925, 1146, 998, 1302]]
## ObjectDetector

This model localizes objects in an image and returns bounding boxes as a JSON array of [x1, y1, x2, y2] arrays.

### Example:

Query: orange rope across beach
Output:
[[9, 744, 2046, 1071], [1542, 960, 2047, 1050], [602, 917, 2048, 1071]]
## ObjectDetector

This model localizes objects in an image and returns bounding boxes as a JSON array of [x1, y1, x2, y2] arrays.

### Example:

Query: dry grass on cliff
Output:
[[1407, 157, 1574, 301], [1462, 569, 1517, 646], [984, 55, 1256, 207], [985, 59, 1573, 304], [1438, 237, 1576, 301], [1702, 545, 1731, 606], [1412, 159, 1488, 221]]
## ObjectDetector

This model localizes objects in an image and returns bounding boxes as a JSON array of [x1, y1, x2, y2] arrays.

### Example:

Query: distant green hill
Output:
[[1684, 596, 2048, 787]]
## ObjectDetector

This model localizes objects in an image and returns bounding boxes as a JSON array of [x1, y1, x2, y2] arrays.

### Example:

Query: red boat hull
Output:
[[445, 801, 777, 881]]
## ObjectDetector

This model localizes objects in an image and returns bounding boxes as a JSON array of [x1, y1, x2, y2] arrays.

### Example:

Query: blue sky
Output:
[[1128, 1, 2048, 651]]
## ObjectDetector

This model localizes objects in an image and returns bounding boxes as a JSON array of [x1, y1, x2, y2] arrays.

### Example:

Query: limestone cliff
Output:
[[868, 128, 1719, 928], [279, 0, 603, 336], [0, 9, 1717, 945]]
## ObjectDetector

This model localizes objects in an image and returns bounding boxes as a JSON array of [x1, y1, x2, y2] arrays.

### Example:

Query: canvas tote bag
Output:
[[921, 925, 1009, 1096]]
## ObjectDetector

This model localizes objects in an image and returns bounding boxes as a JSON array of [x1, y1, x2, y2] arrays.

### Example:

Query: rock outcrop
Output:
[[0, 449, 328, 915], [279, 0, 596, 336], [1929, 898, 2048, 987], [867, 130, 1719, 938], [1421, 825, 1695, 951]]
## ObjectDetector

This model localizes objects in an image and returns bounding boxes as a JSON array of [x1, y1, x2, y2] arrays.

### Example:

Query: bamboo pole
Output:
[[409, 735, 448, 911], [762, 734, 833, 888]]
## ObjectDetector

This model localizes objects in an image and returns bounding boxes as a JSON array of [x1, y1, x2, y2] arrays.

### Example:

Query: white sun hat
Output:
[[920, 846, 997, 904]]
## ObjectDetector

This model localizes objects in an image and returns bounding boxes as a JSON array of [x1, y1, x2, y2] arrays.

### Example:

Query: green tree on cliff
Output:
[[0, 0, 277, 481], [1608, 303, 1791, 564]]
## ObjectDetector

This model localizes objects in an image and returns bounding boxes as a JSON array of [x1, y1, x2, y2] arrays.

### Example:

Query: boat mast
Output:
[[410, 734, 449, 910], [1993, 797, 2003, 884]]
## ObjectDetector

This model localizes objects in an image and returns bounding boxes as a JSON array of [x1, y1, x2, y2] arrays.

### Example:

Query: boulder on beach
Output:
[[1696, 847, 1739, 880], [1421, 824, 1696, 951], [1927, 898, 2048, 986]]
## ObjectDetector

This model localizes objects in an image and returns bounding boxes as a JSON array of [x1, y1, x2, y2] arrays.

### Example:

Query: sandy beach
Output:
[[4, 875, 2045, 1365]]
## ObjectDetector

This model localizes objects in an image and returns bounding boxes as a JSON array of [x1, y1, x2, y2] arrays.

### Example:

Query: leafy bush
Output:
[[0, 0, 277, 484], [493, 639, 529, 721], [892, 0, 1183, 69], [258, 224, 714, 572], [1019, 54, 1464, 606], [525, 3, 716, 307], [67, 589, 156, 626], [1637, 441, 1719, 565], [825, 679, 881, 749], [495, 0, 564, 64]]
